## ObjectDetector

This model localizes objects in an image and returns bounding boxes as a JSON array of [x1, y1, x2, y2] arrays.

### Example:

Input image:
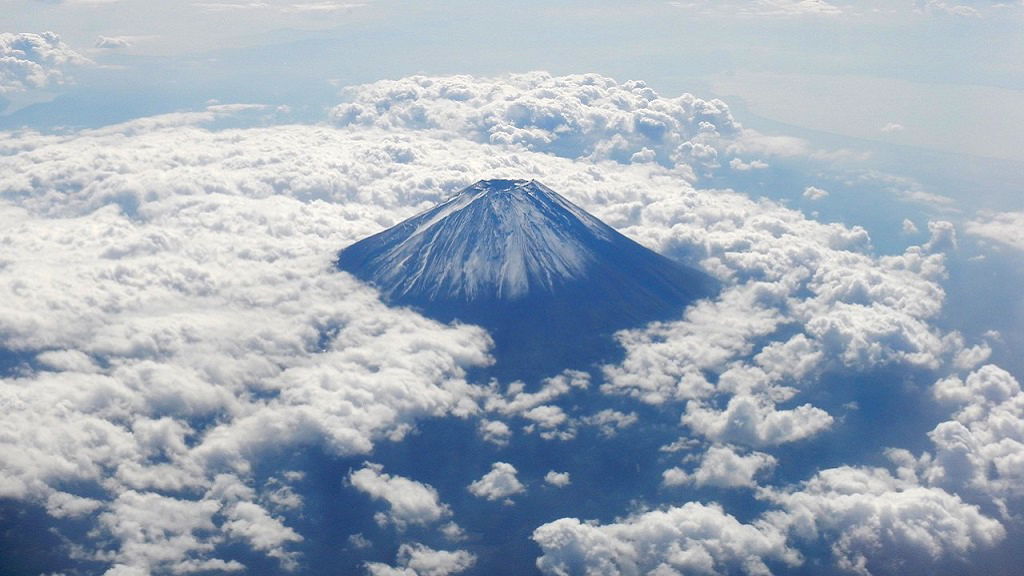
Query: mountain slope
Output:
[[337, 179, 716, 377]]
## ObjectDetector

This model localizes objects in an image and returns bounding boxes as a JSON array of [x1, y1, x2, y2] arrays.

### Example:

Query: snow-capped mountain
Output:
[[337, 179, 715, 376]]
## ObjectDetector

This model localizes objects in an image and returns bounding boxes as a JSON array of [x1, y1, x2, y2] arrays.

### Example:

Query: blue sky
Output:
[[2, 1, 1024, 575]]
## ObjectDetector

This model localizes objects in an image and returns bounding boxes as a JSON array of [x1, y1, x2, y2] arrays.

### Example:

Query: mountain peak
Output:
[[473, 178, 532, 192], [339, 178, 613, 302], [337, 179, 716, 376]]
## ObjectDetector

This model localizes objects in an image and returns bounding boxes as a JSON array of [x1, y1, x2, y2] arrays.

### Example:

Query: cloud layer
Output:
[[0, 71, 1019, 575]]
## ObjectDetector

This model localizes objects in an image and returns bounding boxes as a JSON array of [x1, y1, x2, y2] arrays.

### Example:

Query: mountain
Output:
[[337, 179, 716, 378]]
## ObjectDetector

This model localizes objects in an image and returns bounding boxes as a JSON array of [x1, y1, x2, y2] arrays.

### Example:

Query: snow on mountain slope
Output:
[[337, 179, 716, 376], [339, 179, 612, 301]]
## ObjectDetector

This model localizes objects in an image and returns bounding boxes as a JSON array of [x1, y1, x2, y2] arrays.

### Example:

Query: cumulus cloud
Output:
[[580, 409, 638, 437], [683, 393, 834, 447], [600, 181, 953, 423], [964, 210, 1024, 252], [481, 371, 630, 440], [0, 31, 90, 94], [365, 543, 476, 576], [762, 465, 1005, 575], [331, 72, 742, 178], [348, 463, 452, 529], [0, 71, 997, 573], [477, 418, 512, 446], [663, 444, 777, 489], [544, 471, 571, 488], [925, 365, 1024, 501], [467, 462, 525, 502], [0, 117, 502, 570], [533, 502, 801, 576]]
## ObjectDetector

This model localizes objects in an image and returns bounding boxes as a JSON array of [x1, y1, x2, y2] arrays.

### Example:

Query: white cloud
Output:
[[762, 465, 1005, 575], [0, 71, 995, 573], [0, 31, 90, 94], [331, 72, 742, 177], [95, 35, 134, 49], [926, 365, 1024, 501], [0, 120, 500, 570], [965, 211, 1024, 252], [96, 489, 243, 575], [348, 463, 451, 530], [683, 393, 834, 447], [880, 122, 906, 133], [669, 0, 843, 17], [222, 500, 303, 567], [581, 409, 638, 437], [485, 372, 588, 416], [482, 371, 590, 440], [802, 185, 829, 200], [544, 471, 571, 488], [665, 444, 778, 489], [601, 284, 785, 405], [477, 419, 512, 446], [193, 1, 367, 12], [365, 543, 476, 576], [916, 0, 982, 17], [729, 157, 769, 171], [533, 502, 801, 576], [468, 462, 525, 502]]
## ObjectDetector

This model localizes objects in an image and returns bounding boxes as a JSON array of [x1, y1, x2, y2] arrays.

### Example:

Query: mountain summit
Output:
[[337, 179, 716, 376]]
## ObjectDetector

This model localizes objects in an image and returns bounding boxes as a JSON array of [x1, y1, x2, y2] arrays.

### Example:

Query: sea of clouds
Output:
[[1, 71, 1021, 575]]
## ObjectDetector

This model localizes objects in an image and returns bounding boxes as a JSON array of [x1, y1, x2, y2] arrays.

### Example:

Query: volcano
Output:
[[337, 179, 716, 377]]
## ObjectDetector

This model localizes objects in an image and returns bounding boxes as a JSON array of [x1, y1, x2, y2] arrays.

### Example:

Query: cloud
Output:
[[762, 465, 1005, 575], [484, 372, 587, 417], [580, 409, 638, 437], [668, 0, 843, 17], [601, 285, 785, 405], [0, 72, 1001, 573], [331, 72, 742, 178], [0, 121, 501, 570], [729, 157, 770, 171], [544, 471, 571, 488], [467, 462, 525, 502], [683, 393, 834, 447], [663, 444, 778, 489], [964, 210, 1024, 252], [348, 463, 452, 530], [802, 185, 829, 200], [284, 1, 368, 12], [477, 419, 512, 446], [0, 31, 90, 94], [916, 0, 982, 17], [193, 1, 367, 12], [533, 502, 801, 576], [925, 365, 1024, 501], [880, 122, 906, 133], [482, 371, 591, 440], [95, 35, 136, 50], [365, 543, 476, 576]]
